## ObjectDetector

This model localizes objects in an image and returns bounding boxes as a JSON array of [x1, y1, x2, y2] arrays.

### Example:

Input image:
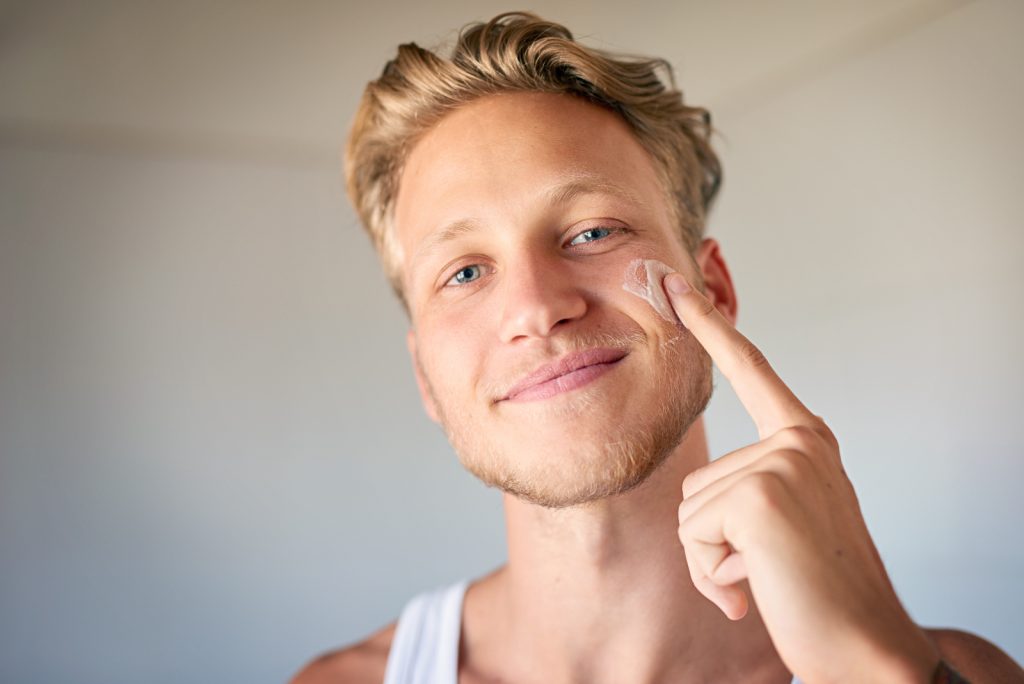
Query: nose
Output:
[[497, 251, 588, 343]]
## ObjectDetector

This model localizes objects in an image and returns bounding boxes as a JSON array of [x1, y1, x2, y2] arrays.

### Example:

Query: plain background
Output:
[[1, 1, 1022, 682]]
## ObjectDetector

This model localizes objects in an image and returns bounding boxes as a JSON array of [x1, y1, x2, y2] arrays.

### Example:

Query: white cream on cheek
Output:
[[622, 258, 679, 323]]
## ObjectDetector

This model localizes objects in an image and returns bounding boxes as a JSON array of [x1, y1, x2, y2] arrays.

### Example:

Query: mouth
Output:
[[500, 348, 629, 403]]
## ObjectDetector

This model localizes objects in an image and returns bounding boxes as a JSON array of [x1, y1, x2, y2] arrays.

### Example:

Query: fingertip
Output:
[[701, 581, 749, 621], [665, 272, 691, 295], [732, 593, 750, 621], [722, 590, 749, 621]]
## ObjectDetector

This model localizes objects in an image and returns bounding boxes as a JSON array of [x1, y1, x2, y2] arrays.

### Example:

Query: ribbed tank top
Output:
[[382, 579, 801, 683]]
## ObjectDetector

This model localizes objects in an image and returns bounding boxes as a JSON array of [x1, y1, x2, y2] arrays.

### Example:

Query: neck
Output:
[[465, 417, 787, 684]]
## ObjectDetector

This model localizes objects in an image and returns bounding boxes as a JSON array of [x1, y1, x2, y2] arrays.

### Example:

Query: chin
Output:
[[456, 409, 692, 510]]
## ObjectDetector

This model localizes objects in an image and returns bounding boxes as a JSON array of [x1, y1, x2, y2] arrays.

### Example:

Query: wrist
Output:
[[868, 623, 941, 683], [844, 615, 940, 683]]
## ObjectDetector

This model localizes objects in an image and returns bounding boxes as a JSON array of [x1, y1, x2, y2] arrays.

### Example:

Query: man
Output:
[[294, 11, 1023, 683]]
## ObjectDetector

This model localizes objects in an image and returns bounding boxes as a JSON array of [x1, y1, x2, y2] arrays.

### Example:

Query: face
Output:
[[394, 91, 713, 509]]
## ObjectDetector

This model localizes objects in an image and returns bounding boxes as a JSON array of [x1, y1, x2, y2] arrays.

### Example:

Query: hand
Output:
[[664, 271, 940, 683]]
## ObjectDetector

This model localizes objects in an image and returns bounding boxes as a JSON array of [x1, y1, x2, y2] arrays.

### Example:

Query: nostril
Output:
[[497, 279, 588, 342]]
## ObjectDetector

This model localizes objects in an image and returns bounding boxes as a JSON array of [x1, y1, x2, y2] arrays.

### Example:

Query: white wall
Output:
[[1, 1, 1021, 682]]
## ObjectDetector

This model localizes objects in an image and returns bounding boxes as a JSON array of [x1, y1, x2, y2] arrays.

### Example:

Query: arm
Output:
[[927, 628, 1024, 683], [663, 270, 1024, 683]]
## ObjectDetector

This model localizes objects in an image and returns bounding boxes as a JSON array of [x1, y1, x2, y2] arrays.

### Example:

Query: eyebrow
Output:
[[411, 176, 646, 270]]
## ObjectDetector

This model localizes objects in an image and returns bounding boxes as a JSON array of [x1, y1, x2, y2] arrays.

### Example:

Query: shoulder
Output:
[[289, 621, 397, 684], [924, 626, 1024, 682]]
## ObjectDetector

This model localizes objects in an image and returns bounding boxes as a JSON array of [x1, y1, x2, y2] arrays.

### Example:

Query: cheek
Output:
[[418, 327, 485, 395], [621, 257, 679, 324]]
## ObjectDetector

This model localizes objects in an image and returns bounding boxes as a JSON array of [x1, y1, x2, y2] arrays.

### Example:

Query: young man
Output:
[[294, 12, 1023, 684]]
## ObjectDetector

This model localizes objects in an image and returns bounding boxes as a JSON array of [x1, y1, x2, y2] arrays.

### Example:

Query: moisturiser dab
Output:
[[658, 331, 685, 356], [622, 258, 680, 324]]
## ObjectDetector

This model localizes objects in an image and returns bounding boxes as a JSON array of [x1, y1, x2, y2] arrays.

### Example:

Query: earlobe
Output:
[[695, 238, 739, 326], [406, 328, 441, 424]]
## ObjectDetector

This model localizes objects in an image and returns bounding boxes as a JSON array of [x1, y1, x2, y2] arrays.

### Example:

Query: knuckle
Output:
[[813, 416, 840, 451], [736, 339, 770, 371], [677, 515, 696, 543], [737, 471, 788, 515], [677, 505, 708, 543], [677, 499, 689, 527], [762, 448, 806, 479], [681, 470, 702, 498], [694, 296, 718, 319], [774, 424, 821, 453]]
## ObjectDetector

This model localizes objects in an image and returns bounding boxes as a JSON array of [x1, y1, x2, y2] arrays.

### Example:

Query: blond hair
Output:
[[344, 11, 721, 314]]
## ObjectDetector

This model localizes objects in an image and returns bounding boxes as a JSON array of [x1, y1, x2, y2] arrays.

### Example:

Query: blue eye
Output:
[[569, 227, 614, 245], [447, 264, 482, 286]]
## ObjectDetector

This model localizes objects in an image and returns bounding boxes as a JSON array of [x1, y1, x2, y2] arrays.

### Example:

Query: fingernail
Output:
[[667, 273, 690, 295]]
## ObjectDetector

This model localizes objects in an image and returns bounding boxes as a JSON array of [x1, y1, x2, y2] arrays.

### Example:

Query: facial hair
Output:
[[415, 321, 713, 509]]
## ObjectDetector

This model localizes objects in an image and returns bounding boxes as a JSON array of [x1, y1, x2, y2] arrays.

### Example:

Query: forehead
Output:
[[392, 91, 671, 286]]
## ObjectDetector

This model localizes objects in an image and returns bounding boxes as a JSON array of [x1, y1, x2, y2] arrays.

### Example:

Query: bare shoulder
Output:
[[289, 621, 397, 684], [924, 626, 1024, 682]]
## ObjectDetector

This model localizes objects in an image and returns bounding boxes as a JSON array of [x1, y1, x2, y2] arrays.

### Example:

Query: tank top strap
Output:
[[382, 579, 469, 684]]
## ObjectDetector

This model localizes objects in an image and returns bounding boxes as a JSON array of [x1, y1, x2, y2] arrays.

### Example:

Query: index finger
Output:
[[663, 271, 815, 439]]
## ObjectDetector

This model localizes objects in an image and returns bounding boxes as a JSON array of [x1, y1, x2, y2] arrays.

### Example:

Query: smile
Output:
[[502, 354, 628, 403]]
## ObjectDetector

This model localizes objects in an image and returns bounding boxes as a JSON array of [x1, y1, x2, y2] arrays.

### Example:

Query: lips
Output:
[[501, 347, 629, 402]]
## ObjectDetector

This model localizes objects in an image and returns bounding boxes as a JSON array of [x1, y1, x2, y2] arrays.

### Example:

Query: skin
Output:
[[292, 91, 1024, 683]]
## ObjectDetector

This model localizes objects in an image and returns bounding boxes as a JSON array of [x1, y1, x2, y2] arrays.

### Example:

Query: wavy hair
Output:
[[344, 11, 721, 313]]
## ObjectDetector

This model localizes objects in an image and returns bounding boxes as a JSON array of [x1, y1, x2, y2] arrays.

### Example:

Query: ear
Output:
[[693, 237, 739, 326], [406, 327, 440, 424]]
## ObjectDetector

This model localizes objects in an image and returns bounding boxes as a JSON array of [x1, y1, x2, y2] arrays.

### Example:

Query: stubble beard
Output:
[[417, 325, 714, 509]]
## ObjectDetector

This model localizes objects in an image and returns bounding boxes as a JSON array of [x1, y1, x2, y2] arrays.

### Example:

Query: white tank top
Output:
[[382, 579, 801, 684]]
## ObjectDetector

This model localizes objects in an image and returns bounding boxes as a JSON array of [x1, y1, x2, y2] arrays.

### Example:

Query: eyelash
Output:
[[442, 226, 625, 288]]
